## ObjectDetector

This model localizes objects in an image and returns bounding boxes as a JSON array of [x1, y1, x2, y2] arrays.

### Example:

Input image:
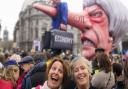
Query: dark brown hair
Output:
[[0, 54, 5, 63], [124, 59, 128, 89], [47, 57, 68, 84], [124, 59, 128, 78], [97, 53, 111, 73]]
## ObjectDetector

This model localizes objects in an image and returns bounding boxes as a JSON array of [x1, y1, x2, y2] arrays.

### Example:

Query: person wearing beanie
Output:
[[4, 60, 18, 67], [95, 48, 105, 53], [0, 60, 20, 89]]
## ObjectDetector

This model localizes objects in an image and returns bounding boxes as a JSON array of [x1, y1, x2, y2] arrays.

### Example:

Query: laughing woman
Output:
[[70, 56, 92, 89], [32, 57, 68, 89]]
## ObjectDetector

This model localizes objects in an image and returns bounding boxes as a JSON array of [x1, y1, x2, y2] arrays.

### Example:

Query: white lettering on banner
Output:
[[55, 35, 73, 44]]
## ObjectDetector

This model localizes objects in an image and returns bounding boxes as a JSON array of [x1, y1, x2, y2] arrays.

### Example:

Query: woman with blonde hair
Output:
[[70, 56, 92, 89], [0, 60, 19, 89]]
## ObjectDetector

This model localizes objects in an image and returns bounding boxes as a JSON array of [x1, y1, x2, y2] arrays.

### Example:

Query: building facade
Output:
[[14, 0, 51, 51], [3, 28, 9, 41]]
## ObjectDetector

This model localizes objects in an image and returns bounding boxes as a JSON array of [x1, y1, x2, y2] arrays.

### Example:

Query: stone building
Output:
[[3, 27, 9, 41], [14, 0, 51, 51], [14, 0, 81, 55]]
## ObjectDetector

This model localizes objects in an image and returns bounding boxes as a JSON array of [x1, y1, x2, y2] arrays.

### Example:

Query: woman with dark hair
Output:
[[112, 63, 124, 89], [32, 57, 68, 89], [91, 53, 115, 89]]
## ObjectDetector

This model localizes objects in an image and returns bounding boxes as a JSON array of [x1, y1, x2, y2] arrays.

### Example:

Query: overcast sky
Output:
[[0, 0, 127, 40], [0, 0, 24, 40]]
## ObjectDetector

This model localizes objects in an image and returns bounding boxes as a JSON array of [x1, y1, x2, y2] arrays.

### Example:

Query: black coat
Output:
[[112, 81, 124, 89], [21, 62, 47, 89]]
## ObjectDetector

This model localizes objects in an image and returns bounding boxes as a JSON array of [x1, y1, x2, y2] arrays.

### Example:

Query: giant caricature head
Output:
[[80, 0, 128, 59], [33, 0, 128, 60]]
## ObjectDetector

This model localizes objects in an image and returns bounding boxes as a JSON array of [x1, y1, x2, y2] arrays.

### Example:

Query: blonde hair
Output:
[[47, 57, 68, 84], [0, 65, 19, 86], [70, 56, 92, 75]]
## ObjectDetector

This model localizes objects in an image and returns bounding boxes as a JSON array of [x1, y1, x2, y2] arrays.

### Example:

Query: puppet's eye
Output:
[[89, 11, 103, 17]]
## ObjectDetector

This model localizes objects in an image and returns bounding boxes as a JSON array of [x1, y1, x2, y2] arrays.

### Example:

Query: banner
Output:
[[43, 30, 73, 50], [33, 40, 41, 51], [50, 30, 73, 49]]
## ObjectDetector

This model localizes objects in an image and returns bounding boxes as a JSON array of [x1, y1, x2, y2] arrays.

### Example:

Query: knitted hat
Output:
[[4, 60, 18, 67], [95, 48, 105, 53]]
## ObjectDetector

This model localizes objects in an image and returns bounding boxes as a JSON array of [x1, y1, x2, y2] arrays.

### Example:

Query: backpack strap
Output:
[[105, 72, 111, 89]]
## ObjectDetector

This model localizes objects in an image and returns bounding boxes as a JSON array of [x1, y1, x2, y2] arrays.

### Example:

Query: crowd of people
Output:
[[0, 48, 128, 89], [0, 0, 128, 88]]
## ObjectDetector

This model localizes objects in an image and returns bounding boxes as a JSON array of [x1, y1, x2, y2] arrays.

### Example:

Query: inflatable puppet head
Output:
[[33, 0, 128, 60]]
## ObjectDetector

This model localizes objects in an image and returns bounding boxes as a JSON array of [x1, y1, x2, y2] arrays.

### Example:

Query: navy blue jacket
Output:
[[21, 62, 47, 89]]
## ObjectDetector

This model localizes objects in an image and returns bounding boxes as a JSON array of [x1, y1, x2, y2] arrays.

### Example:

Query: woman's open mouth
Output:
[[51, 76, 59, 83]]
